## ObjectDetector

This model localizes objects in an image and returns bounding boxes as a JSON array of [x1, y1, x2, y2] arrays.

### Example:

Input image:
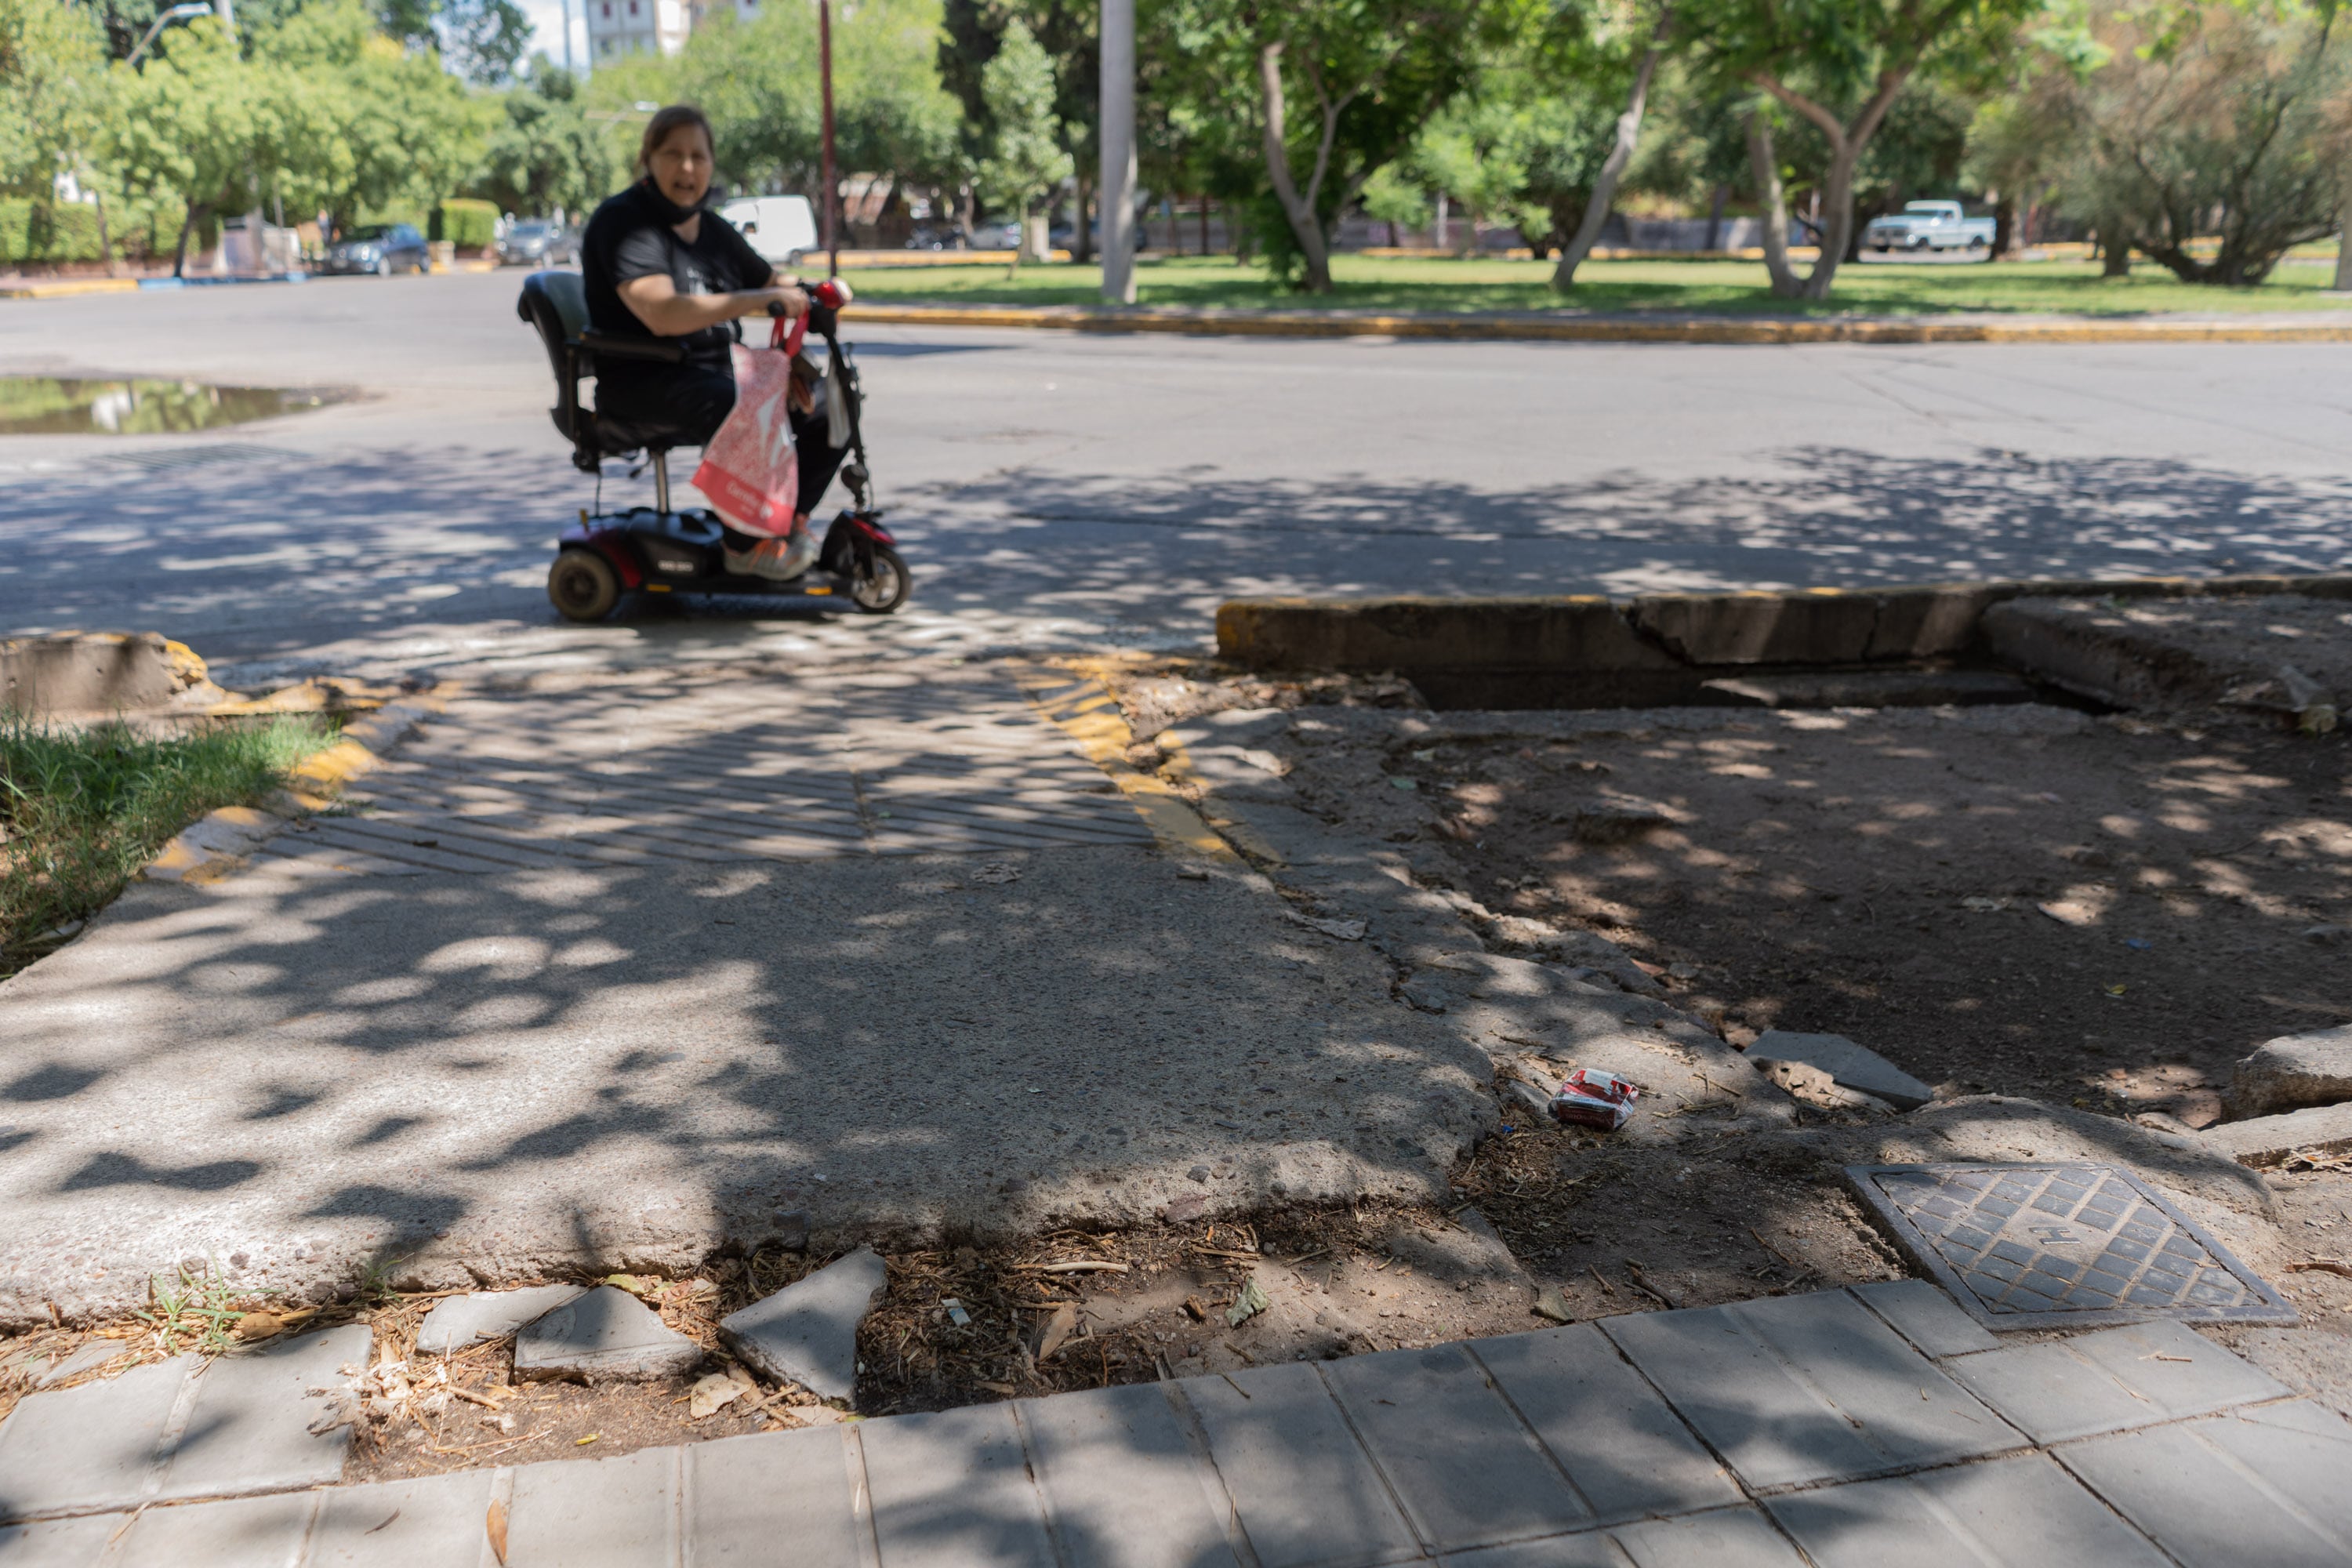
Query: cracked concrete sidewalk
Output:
[[0, 659, 1534, 1324]]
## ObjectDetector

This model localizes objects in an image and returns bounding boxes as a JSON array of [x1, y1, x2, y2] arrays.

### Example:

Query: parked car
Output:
[[903, 224, 969, 251], [319, 223, 429, 276], [495, 220, 577, 267], [718, 195, 818, 268], [1863, 201, 1995, 255]]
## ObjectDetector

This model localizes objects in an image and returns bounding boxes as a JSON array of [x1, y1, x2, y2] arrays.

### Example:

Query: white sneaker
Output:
[[723, 524, 818, 581]]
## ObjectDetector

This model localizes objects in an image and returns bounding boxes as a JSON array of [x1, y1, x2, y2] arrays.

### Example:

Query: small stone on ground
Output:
[[2229, 1024, 2352, 1118], [1750, 1030, 1933, 1111]]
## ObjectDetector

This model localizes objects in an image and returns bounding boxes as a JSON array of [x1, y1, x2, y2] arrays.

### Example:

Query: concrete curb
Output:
[[139, 695, 445, 886], [848, 301, 2352, 346], [1216, 573, 2352, 707]]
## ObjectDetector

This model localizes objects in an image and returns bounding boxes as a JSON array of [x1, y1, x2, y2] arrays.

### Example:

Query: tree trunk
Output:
[[172, 200, 204, 279], [1553, 8, 1671, 289], [1073, 169, 1093, 263], [1703, 183, 1728, 252], [2103, 216, 2132, 278], [1802, 137, 1860, 299], [1258, 42, 1334, 293], [1200, 197, 1209, 256], [93, 188, 118, 277], [2333, 194, 2352, 291], [1744, 114, 1802, 298], [1992, 194, 2016, 257]]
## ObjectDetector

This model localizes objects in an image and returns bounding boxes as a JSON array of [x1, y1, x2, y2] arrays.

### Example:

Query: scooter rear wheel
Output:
[[850, 544, 911, 614], [549, 548, 620, 622]]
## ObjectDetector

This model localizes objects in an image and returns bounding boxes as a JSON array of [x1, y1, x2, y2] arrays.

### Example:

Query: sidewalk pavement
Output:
[[0, 659, 1492, 1322], [2, 1282, 2343, 1566]]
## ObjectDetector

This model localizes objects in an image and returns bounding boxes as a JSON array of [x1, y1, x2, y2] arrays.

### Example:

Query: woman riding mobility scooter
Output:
[[516, 103, 909, 622]]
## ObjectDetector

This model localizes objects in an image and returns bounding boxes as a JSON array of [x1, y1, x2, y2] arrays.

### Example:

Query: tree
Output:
[[1552, 0, 1670, 285], [473, 56, 612, 217], [941, 0, 1098, 253], [1685, 0, 2043, 298], [2, 0, 109, 198], [978, 17, 1069, 263], [376, 0, 531, 82], [2061, 1, 2346, 285]]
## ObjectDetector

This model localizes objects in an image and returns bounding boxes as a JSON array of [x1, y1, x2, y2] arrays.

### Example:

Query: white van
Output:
[[718, 195, 819, 267]]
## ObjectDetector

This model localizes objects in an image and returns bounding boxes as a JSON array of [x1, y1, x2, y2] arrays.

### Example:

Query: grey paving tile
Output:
[[1769, 1453, 2169, 1568], [24, 1343, 140, 1390], [860, 1402, 1054, 1568], [1943, 1320, 2288, 1444], [1847, 1282, 1997, 1359], [158, 1326, 368, 1503], [683, 1427, 866, 1566], [115, 1490, 318, 1568], [1472, 1324, 1743, 1524], [2060, 1401, 2352, 1566], [306, 1468, 498, 1567], [506, 1445, 681, 1566], [0, 1356, 194, 1518], [0, 1512, 118, 1566], [1018, 1382, 1239, 1568], [416, 1286, 589, 1355], [1180, 1360, 1419, 1568], [1437, 1507, 1806, 1568], [1604, 1292, 2023, 1490], [1322, 1343, 1591, 1554]]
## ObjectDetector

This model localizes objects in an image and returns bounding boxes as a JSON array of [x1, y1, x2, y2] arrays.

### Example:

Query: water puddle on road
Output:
[[0, 377, 336, 434]]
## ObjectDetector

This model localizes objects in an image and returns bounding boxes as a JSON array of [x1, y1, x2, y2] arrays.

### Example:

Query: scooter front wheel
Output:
[[850, 544, 911, 614], [549, 548, 620, 622]]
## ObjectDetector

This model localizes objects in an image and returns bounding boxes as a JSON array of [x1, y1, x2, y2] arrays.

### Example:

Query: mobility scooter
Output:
[[517, 270, 910, 622]]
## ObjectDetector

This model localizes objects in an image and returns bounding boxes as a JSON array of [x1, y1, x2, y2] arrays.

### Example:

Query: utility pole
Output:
[[820, 0, 839, 278], [1098, 0, 1135, 302], [216, 0, 237, 41]]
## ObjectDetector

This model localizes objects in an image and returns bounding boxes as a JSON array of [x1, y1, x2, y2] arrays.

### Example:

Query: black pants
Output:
[[599, 361, 849, 520]]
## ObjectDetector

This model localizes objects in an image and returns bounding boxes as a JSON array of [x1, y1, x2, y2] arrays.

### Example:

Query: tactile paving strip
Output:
[[250, 672, 1153, 877], [1849, 1163, 2296, 1330]]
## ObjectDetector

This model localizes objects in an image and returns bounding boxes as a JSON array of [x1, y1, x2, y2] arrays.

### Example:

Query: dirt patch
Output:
[[1283, 703, 2350, 1123]]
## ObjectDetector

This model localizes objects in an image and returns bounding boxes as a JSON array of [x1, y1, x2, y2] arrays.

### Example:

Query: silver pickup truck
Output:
[[1863, 201, 1995, 255]]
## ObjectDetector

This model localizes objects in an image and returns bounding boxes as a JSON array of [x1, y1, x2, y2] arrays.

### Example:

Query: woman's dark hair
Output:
[[637, 104, 715, 174]]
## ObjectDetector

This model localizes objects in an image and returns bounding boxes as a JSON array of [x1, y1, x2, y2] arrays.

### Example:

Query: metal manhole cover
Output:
[[1849, 1163, 2295, 1329]]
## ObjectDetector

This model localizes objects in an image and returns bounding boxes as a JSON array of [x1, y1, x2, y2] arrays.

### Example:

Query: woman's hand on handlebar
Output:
[[747, 284, 808, 320]]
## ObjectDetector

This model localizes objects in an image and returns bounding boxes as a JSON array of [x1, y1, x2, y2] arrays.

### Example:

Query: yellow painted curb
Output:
[[851, 302, 2352, 347], [1014, 664, 1241, 866], [0, 278, 142, 299], [137, 691, 450, 885]]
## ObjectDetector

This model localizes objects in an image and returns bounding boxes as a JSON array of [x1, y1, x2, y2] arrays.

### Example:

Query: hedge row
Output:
[[0, 199, 201, 264], [432, 198, 499, 249]]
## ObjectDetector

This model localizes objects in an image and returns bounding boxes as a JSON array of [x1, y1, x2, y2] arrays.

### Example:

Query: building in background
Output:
[[584, 0, 756, 63], [585, 0, 689, 61]]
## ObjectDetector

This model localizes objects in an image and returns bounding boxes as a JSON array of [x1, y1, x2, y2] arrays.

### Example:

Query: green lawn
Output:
[[840, 253, 2352, 318], [0, 715, 335, 975]]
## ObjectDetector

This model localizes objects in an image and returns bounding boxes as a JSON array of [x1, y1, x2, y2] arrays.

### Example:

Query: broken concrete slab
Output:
[[720, 1248, 887, 1403], [2201, 1101, 2352, 1169], [514, 1287, 702, 1383], [2228, 1024, 2352, 1118], [415, 1284, 590, 1355], [1755, 1058, 1893, 1115], [1701, 670, 2038, 709], [1380, 1209, 1531, 1290], [0, 632, 210, 717], [15, 1341, 135, 1388], [1751, 1030, 1932, 1111], [1984, 593, 2352, 713]]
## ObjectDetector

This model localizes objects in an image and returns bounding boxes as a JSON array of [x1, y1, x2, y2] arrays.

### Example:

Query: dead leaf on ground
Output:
[[485, 1500, 509, 1564], [688, 1368, 753, 1419], [1036, 1303, 1078, 1363]]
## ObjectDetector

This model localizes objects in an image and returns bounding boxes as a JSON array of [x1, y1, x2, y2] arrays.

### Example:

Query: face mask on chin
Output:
[[640, 176, 703, 226]]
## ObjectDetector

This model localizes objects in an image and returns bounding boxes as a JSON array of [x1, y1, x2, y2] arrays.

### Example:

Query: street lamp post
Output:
[[126, 2, 214, 67], [1098, 0, 1135, 302], [819, 0, 839, 278]]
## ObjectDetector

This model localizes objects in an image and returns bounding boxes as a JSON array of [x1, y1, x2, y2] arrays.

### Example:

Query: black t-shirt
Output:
[[581, 181, 775, 369]]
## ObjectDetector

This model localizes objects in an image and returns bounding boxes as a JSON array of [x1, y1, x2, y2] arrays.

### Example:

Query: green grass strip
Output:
[[839, 254, 2352, 318], [0, 713, 336, 974]]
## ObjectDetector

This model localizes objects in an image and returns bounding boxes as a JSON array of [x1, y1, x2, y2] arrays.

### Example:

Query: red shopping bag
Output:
[[691, 322, 800, 537]]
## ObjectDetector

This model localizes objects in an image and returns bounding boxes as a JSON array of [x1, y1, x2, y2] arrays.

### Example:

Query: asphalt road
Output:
[[3, 270, 2348, 684]]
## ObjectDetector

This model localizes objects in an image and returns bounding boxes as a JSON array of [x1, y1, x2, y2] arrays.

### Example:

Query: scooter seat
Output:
[[545, 405, 706, 460]]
